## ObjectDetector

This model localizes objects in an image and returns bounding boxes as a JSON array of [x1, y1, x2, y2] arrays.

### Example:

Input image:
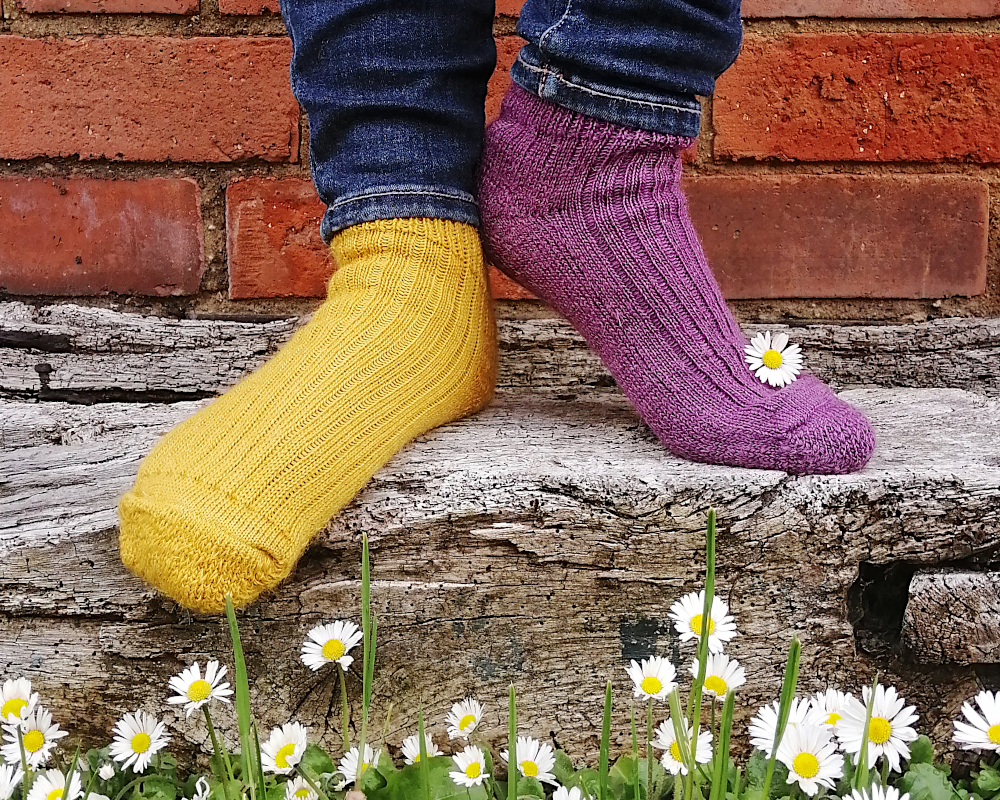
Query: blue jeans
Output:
[[279, 0, 743, 242]]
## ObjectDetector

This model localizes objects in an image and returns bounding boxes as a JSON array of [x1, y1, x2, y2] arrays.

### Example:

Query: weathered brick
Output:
[[227, 175, 987, 301], [744, 0, 1000, 16], [218, 0, 277, 14], [227, 178, 529, 300], [496, 0, 523, 15], [685, 175, 988, 299], [0, 37, 298, 163], [715, 34, 1000, 162], [17, 0, 196, 12], [0, 178, 203, 297]]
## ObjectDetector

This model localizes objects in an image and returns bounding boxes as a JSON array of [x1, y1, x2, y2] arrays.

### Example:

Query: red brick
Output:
[[0, 178, 203, 296], [715, 34, 1000, 162], [227, 178, 531, 300], [685, 175, 988, 299], [496, 0, 523, 15], [17, 0, 196, 12], [0, 37, 298, 163], [488, 37, 521, 124], [744, 0, 1000, 16], [218, 0, 277, 13]]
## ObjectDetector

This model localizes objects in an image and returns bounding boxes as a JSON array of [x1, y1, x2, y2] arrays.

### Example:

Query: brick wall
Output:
[[0, 0, 996, 322]]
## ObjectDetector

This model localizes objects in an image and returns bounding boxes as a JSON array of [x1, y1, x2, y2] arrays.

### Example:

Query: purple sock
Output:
[[478, 86, 875, 475]]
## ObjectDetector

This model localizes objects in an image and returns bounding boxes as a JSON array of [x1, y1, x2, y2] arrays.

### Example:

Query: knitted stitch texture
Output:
[[119, 218, 497, 612], [478, 85, 875, 475]]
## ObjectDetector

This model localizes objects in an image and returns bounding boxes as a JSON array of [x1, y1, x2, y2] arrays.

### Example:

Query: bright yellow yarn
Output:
[[118, 218, 497, 613]]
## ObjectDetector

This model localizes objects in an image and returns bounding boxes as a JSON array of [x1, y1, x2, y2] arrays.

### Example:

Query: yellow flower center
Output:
[[459, 713, 477, 731], [704, 676, 727, 696], [762, 349, 783, 369], [521, 760, 538, 777], [826, 712, 842, 726], [792, 753, 819, 779], [295, 790, 311, 799], [275, 743, 297, 769], [359, 763, 370, 775], [641, 676, 663, 695], [1, 698, 26, 719], [690, 614, 715, 635], [23, 730, 45, 753], [869, 717, 892, 745], [46, 789, 63, 800], [669, 742, 682, 763], [187, 680, 212, 703], [321, 639, 345, 662], [464, 762, 481, 779], [132, 733, 151, 754], [989, 724, 1000, 745]]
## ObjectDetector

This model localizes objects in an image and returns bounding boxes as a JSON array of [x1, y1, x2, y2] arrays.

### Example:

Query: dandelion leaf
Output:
[[899, 762, 962, 800], [299, 744, 336, 777]]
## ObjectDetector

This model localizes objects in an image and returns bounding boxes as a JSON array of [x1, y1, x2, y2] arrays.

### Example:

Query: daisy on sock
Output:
[[626, 656, 677, 701], [167, 661, 233, 718], [745, 332, 803, 388], [0, 679, 39, 725], [25, 770, 82, 800], [652, 719, 712, 775], [501, 736, 558, 785], [954, 691, 1000, 753], [777, 723, 843, 796], [110, 711, 169, 773], [446, 698, 484, 740], [450, 745, 488, 788], [690, 653, 746, 701], [301, 622, 363, 672], [749, 697, 812, 757], [2, 707, 68, 768], [837, 684, 918, 774], [669, 591, 737, 654], [401, 733, 441, 764], [260, 723, 308, 775]]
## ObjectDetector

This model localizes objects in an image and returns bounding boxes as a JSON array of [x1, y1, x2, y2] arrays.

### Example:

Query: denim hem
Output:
[[510, 48, 702, 138], [320, 186, 480, 243]]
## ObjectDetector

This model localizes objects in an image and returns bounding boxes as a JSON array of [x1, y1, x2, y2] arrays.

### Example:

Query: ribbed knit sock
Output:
[[119, 218, 497, 612], [478, 86, 875, 474]]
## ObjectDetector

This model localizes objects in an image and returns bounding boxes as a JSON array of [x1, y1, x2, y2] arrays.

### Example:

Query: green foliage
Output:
[[899, 763, 963, 800]]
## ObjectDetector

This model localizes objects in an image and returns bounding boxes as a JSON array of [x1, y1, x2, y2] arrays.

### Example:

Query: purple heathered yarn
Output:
[[477, 85, 875, 474]]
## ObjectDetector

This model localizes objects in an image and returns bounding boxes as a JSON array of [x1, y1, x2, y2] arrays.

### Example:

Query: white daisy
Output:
[[748, 697, 812, 757], [653, 719, 712, 776], [338, 744, 380, 784], [446, 698, 484, 740], [284, 777, 316, 800], [850, 787, 910, 800], [806, 689, 853, 733], [837, 684, 918, 774], [192, 778, 211, 800], [553, 788, 583, 800], [98, 765, 115, 782], [401, 733, 441, 765], [954, 691, 1000, 753], [449, 745, 488, 788], [500, 736, 558, 786], [260, 723, 308, 775], [167, 661, 233, 719], [745, 331, 803, 388], [0, 679, 39, 725], [626, 657, 678, 701], [300, 622, 363, 672], [690, 653, 746, 702], [25, 769, 82, 800], [109, 711, 170, 774], [2, 707, 68, 768], [0, 764, 23, 800], [777, 723, 843, 796], [89, 794, 111, 800], [668, 590, 737, 654]]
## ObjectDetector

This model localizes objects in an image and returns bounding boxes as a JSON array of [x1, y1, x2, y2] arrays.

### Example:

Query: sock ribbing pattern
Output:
[[478, 85, 875, 474], [119, 218, 497, 612]]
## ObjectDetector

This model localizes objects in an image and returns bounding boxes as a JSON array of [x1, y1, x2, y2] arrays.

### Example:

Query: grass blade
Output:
[[686, 509, 717, 800], [508, 684, 518, 800], [708, 691, 735, 800], [760, 636, 801, 800], [852, 674, 880, 792], [418, 706, 431, 800], [600, 681, 612, 800], [225, 594, 255, 800], [251, 719, 266, 800]]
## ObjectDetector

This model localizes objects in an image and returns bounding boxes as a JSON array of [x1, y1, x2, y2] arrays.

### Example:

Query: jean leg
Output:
[[279, 0, 497, 242], [512, 0, 742, 136]]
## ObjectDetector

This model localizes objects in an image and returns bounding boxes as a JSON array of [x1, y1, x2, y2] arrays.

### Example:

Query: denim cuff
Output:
[[510, 46, 702, 139], [320, 185, 481, 243]]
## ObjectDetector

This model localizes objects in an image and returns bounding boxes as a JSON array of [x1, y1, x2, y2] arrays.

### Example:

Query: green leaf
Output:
[[139, 777, 177, 800], [514, 776, 545, 798], [363, 757, 468, 800], [299, 745, 336, 778], [910, 737, 936, 766], [899, 763, 961, 800], [553, 751, 576, 787], [973, 768, 1000, 796]]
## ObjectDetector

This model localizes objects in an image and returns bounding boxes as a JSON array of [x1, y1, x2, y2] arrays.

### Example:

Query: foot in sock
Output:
[[119, 218, 497, 613], [478, 86, 874, 475]]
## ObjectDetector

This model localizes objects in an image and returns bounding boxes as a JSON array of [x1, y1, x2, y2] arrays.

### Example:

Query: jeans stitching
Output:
[[516, 54, 701, 115], [538, 0, 573, 52], [329, 189, 478, 211]]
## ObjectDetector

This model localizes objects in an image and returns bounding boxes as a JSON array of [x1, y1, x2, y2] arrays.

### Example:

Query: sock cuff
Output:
[[329, 217, 482, 269]]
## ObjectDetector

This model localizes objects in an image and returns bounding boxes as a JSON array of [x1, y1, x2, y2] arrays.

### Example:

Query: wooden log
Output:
[[1, 386, 997, 761], [903, 571, 1000, 665], [2, 302, 999, 397]]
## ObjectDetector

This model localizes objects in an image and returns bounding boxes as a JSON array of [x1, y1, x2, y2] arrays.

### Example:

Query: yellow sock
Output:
[[118, 218, 497, 613]]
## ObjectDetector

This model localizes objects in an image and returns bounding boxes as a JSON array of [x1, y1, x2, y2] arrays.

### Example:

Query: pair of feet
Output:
[[118, 87, 875, 613]]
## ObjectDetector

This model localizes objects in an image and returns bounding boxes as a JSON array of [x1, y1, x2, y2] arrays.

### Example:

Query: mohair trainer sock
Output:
[[119, 218, 497, 612], [478, 86, 875, 474]]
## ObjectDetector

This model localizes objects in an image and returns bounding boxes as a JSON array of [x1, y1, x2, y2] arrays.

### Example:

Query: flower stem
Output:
[[17, 728, 33, 796], [880, 757, 890, 788], [338, 666, 350, 752], [299, 766, 332, 800], [203, 706, 235, 800], [647, 699, 654, 800]]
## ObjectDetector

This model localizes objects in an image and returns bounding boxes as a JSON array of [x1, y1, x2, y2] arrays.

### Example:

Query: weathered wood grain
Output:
[[903, 571, 1000, 665], [2, 302, 999, 397], [1, 387, 997, 761]]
